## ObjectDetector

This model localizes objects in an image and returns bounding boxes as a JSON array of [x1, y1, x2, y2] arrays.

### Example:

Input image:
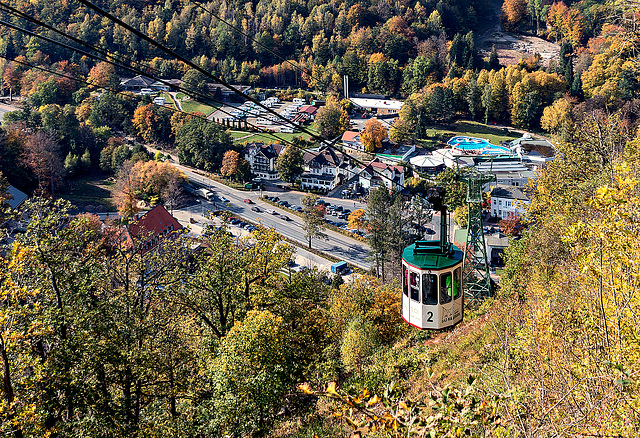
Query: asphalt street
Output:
[[173, 163, 373, 270]]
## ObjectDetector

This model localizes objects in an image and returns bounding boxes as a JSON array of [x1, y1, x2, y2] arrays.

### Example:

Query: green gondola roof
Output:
[[402, 241, 463, 270]]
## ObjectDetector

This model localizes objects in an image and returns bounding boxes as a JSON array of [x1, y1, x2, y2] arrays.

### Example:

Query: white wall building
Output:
[[243, 143, 284, 180], [358, 158, 405, 191], [490, 185, 530, 219]]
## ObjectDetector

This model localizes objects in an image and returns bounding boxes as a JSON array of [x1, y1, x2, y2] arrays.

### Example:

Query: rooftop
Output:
[[6, 185, 27, 209], [341, 131, 360, 142], [350, 97, 404, 111], [490, 184, 531, 202]]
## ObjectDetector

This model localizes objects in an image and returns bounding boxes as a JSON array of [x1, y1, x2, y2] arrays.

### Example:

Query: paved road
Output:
[[170, 163, 372, 270], [0, 102, 18, 121], [171, 206, 337, 271]]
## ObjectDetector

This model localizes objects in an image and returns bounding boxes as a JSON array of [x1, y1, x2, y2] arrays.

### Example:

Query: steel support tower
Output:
[[460, 171, 495, 306]]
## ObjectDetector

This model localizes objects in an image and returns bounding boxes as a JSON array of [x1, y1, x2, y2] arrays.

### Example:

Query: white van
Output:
[[256, 117, 271, 125], [281, 126, 295, 133], [292, 98, 305, 105]]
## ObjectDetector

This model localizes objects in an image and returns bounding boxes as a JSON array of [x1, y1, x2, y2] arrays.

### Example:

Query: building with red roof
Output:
[[358, 158, 405, 191], [341, 131, 363, 152], [128, 204, 183, 254]]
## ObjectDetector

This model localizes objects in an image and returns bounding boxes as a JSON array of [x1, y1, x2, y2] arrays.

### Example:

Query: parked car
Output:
[[425, 228, 436, 235], [244, 199, 253, 204]]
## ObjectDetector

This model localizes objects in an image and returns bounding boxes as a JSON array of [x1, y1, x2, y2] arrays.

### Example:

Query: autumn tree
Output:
[[301, 193, 328, 249], [133, 160, 187, 204], [541, 97, 573, 140], [220, 149, 242, 181], [87, 61, 118, 89], [132, 103, 172, 143], [348, 208, 367, 232], [499, 212, 524, 236], [22, 131, 63, 195], [275, 145, 304, 182], [315, 98, 350, 139], [361, 118, 387, 153], [501, 0, 528, 30], [114, 161, 140, 218]]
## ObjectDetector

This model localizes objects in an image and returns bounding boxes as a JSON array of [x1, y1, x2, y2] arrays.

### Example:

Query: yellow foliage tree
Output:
[[541, 97, 573, 138], [361, 118, 387, 153], [347, 208, 367, 231]]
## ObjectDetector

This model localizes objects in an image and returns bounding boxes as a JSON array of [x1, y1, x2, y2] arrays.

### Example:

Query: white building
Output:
[[299, 148, 356, 192], [350, 97, 403, 115], [243, 143, 284, 180], [358, 158, 405, 191], [341, 131, 363, 153], [490, 185, 530, 219]]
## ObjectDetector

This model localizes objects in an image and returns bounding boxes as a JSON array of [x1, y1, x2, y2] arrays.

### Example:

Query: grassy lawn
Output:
[[228, 131, 315, 144], [180, 99, 219, 116], [417, 120, 523, 148], [163, 92, 178, 110], [60, 173, 118, 211]]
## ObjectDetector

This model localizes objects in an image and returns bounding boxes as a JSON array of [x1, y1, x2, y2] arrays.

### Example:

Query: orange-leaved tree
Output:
[[361, 118, 387, 153]]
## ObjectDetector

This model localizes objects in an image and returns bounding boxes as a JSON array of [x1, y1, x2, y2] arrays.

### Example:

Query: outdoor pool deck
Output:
[[447, 136, 511, 154]]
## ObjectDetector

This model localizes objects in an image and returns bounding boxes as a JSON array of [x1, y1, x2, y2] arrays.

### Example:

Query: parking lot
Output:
[[210, 97, 309, 133], [262, 195, 368, 237]]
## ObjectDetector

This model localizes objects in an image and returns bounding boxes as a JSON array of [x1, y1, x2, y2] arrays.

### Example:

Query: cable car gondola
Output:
[[402, 187, 464, 330]]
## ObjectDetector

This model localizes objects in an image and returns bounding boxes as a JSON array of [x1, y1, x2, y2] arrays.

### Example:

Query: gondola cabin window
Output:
[[403, 267, 408, 297], [440, 272, 452, 304], [409, 271, 419, 302], [422, 273, 437, 305]]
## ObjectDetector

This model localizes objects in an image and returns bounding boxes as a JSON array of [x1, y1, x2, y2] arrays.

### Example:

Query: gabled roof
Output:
[[244, 142, 284, 159], [6, 185, 27, 209], [272, 144, 284, 155], [490, 185, 530, 202], [342, 131, 360, 142], [304, 148, 344, 168], [299, 105, 318, 115], [128, 205, 183, 249], [360, 158, 404, 181], [120, 75, 155, 87]]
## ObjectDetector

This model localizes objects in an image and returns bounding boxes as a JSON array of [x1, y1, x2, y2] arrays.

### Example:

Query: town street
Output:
[[170, 161, 373, 270]]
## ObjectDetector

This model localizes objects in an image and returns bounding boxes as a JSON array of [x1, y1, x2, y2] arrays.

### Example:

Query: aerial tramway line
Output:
[[2, 0, 499, 330]]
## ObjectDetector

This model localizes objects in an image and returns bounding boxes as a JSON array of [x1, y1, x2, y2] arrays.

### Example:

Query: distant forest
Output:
[[0, 0, 616, 97]]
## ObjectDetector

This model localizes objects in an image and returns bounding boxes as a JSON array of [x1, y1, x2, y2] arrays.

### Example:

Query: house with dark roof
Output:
[[243, 143, 284, 180], [127, 204, 183, 254], [207, 84, 252, 102], [6, 186, 27, 210], [490, 184, 531, 219], [341, 131, 363, 153], [119, 75, 156, 92], [299, 148, 356, 192], [358, 158, 405, 191]]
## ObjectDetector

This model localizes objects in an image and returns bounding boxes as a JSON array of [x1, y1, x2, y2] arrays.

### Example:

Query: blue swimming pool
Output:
[[447, 136, 510, 154]]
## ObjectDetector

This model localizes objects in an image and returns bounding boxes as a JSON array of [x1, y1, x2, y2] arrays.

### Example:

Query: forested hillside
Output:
[[2, 0, 640, 436]]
